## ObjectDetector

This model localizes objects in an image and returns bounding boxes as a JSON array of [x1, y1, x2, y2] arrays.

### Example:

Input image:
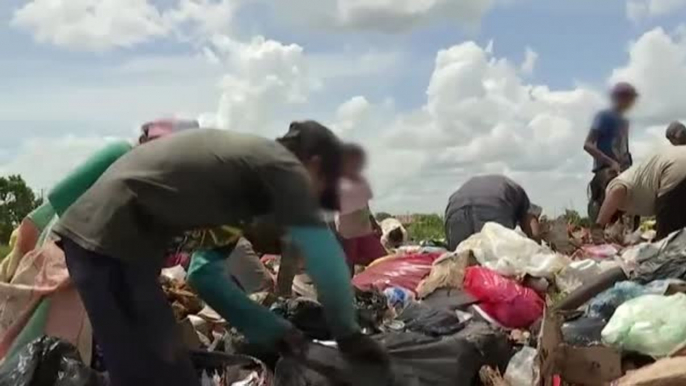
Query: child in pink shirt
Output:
[[337, 144, 387, 268]]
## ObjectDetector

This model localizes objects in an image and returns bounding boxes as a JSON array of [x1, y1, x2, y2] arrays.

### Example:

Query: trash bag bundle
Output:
[[271, 298, 331, 340], [602, 293, 686, 357], [634, 230, 686, 284], [0, 336, 106, 386], [456, 222, 569, 279], [397, 302, 465, 337], [273, 322, 510, 386], [463, 267, 545, 329]]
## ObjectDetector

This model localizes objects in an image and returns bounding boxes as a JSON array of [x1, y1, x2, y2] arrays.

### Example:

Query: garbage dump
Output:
[[6, 205, 686, 386]]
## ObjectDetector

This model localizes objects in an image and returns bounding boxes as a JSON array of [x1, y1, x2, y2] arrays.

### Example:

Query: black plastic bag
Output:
[[271, 291, 389, 340], [273, 321, 511, 386], [635, 229, 686, 284], [397, 302, 465, 337], [561, 317, 606, 347], [271, 298, 331, 340], [0, 336, 106, 386]]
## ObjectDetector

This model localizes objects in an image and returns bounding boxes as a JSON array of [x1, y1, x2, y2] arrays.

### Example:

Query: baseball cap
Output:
[[278, 120, 344, 210]]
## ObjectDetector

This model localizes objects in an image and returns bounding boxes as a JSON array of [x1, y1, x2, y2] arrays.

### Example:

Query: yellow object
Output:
[[181, 226, 243, 251]]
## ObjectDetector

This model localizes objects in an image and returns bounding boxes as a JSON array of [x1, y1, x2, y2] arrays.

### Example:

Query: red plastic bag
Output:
[[464, 267, 544, 328], [352, 252, 443, 294]]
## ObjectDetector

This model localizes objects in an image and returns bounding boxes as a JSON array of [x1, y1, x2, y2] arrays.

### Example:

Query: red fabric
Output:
[[342, 234, 387, 266], [163, 252, 191, 269], [463, 267, 544, 329], [352, 252, 442, 294]]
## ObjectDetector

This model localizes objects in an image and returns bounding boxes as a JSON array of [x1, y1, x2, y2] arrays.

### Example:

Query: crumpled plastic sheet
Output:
[[602, 293, 686, 357], [586, 281, 655, 321], [464, 267, 545, 329], [0, 336, 106, 386], [456, 222, 570, 279], [397, 302, 465, 337], [504, 347, 538, 386], [633, 230, 686, 284], [352, 252, 443, 294], [561, 317, 606, 347]]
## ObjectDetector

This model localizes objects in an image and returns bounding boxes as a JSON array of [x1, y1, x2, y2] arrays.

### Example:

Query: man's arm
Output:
[[584, 129, 621, 173], [596, 185, 628, 227]]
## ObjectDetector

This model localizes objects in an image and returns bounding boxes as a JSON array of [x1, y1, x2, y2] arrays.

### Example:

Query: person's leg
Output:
[[445, 207, 474, 251], [62, 238, 198, 386], [656, 178, 686, 240]]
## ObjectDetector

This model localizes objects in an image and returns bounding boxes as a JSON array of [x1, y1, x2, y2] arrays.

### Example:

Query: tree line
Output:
[[0, 175, 42, 243]]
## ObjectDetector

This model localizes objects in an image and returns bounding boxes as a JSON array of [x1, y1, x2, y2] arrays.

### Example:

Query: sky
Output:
[[2, 0, 686, 216]]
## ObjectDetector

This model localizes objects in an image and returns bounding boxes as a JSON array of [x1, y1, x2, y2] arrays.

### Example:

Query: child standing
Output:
[[337, 144, 386, 268]]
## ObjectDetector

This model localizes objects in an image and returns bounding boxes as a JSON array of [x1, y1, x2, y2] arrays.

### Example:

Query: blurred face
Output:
[[613, 94, 637, 112], [342, 153, 365, 179]]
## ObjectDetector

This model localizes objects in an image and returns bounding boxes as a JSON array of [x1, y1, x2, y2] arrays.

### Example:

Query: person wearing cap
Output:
[[666, 121, 686, 146], [444, 175, 541, 250], [595, 146, 686, 240], [584, 82, 638, 221], [53, 121, 388, 386]]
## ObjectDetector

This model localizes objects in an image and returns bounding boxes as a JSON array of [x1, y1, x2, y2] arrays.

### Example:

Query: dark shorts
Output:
[[656, 177, 686, 240], [445, 205, 516, 251]]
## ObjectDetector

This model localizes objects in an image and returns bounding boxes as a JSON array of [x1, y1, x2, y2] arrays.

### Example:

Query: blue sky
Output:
[[2, 0, 686, 215]]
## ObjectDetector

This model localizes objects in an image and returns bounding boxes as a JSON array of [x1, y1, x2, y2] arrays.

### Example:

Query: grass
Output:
[[0, 244, 11, 258]]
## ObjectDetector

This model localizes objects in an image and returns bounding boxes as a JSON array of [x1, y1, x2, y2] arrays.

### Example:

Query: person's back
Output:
[[444, 175, 534, 250], [55, 128, 317, 263]]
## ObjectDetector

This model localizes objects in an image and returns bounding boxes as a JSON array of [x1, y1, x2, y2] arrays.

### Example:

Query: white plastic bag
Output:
[[504, 347, 538, 386], [456, 222, 569, 278], [602, 293, 686, 357]]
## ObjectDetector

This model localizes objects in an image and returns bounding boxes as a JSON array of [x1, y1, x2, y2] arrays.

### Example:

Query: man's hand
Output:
[[337, 333, 390, 365], [609, 161, 621, 175], [591, 224, 606, 245], [277, 328, 309, 358]]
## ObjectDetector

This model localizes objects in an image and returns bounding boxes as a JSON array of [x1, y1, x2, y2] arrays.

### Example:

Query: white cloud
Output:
[[12, 0, 168, 51], [338, 43, 606, 213], [611, 27, 686, 126], [0, 136, 120, 192], [11, 0, 238, 51], [627, 0, 686, 22], [205, 35, 320, 135], [331, 96, 371, 135], [520, 47, 538, 75], [273, 0, 498, 32]]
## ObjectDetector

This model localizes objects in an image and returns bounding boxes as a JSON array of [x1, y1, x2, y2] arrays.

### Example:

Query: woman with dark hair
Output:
[[53, 121, 387, 386]]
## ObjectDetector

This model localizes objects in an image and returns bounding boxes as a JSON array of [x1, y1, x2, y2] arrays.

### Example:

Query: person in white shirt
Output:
[[596, 146, 686, 239]]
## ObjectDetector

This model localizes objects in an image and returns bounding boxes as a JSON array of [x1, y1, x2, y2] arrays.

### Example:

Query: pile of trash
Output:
[[7, 216, 686, 386]]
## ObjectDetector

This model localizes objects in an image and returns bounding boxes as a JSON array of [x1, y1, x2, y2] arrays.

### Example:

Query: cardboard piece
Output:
[[178, 317, 202, 350], [616, 357, 686, 386], [537, 310, 622, 386], [558, 345, 622, 385]]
